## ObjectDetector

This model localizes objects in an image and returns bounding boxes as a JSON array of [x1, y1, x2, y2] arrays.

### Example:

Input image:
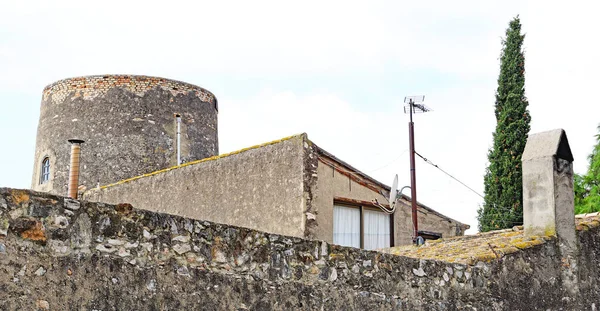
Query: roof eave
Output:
[[313, 143, 469, 228]]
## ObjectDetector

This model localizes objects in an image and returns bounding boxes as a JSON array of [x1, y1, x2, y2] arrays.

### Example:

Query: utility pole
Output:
[[404, 96, 430, 243]]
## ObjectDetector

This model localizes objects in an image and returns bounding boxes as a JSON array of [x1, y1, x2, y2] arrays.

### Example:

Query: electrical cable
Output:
[[414, 151, 525, 228], [414, 151, 485, 199], [368, 149, 408, 173]]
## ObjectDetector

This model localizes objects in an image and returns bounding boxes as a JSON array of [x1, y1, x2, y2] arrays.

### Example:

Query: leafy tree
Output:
[[575, 125, 600, 214], [478, 16, 531, 232]]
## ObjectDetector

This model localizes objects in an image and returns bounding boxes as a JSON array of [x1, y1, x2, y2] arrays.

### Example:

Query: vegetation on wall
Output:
[[478, 16, 531, 232], [575, 125, 600, 214]]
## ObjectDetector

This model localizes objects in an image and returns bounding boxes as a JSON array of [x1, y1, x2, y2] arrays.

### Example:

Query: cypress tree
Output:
[[478, 16, 531, 232]]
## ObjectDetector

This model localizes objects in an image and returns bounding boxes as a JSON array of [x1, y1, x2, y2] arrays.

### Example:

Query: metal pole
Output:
[[67, 139, 85, 199], [176, 115, 182, 165], [408, 100, 419, 242]]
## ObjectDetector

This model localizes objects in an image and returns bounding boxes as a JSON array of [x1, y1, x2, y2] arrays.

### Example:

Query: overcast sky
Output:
[[1, 1, 599, 233]]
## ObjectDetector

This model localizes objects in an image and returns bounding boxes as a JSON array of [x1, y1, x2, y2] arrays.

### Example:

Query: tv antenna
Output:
[[404, 95, 431, 243]]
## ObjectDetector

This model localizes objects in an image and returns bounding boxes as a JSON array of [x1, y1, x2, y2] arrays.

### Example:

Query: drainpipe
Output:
[[67, 139, 85, 199], [176, 114, 182, 165]]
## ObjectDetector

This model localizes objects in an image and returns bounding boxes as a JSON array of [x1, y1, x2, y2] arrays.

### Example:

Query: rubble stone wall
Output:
[[1, 188, 599, 310]]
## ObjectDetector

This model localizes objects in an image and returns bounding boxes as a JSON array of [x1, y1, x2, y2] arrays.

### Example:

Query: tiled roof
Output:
[[383, 212, 600, 265]]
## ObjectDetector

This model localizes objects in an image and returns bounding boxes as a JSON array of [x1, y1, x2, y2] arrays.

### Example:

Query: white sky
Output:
[[1, 0, 599, 233]]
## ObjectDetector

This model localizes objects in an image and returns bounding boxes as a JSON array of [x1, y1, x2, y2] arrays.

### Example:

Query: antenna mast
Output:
[[403, 95, 431, 244]]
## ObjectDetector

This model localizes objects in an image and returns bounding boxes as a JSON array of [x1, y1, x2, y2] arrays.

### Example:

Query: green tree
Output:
[[478, 16, 531, 232], [575, 125, 600, 214]]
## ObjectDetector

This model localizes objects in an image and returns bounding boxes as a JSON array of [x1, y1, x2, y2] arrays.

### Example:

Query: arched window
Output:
[[40, 157, 50, 184]]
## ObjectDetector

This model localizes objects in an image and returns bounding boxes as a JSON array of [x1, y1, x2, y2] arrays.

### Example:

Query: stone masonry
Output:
[[2, 188, 600, 310], [42, 75, 216, 106], [32, 75, 219, 196]]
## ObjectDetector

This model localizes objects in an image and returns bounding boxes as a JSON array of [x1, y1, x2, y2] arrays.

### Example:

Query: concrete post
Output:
[[522, 129, 578, 294], [522, 129, 575, 244]]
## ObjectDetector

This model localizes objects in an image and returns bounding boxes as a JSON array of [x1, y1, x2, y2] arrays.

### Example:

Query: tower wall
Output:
[[31, 75, 218, 195]]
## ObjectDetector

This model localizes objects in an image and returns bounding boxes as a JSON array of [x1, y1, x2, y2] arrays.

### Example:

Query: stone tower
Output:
[[31, 75, 218, 195]]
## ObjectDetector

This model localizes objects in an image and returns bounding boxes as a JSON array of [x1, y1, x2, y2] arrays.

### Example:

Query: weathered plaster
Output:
[[522, 129, 577, 250], [313, 160, 464, 246], [522, 128, 579, 295], [313, 160, 387, 244], [554, 158, 577, 253], [523, 157, 556, 236], [84, 135, 307, 238], [82, 134, 464, 246]]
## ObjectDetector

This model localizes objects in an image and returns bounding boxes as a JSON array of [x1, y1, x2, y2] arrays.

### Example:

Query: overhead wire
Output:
[[368, 149, 408, 173], [414, 151, 484, 199], [370, 149, 522, 228], [414, 151, 524, 228]]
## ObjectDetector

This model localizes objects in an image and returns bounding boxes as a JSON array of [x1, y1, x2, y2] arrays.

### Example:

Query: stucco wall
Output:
[[313, 160, 387, 243], [81, 134, 461, 245], [314, 160, 465, 246], [84, 135, 308, 238]]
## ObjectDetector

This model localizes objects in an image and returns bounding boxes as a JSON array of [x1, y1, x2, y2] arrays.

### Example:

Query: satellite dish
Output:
[[389, 174, 398, 209], [372, 174, 399, 214]]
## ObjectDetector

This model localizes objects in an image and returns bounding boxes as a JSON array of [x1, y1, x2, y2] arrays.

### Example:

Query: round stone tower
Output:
[[31, 74, 218, 195]]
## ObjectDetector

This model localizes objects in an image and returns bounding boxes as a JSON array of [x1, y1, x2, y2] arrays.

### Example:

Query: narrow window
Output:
[[363, 209, 391, 250], [333, 205, 360, 248], [40, 157, 50, 184]]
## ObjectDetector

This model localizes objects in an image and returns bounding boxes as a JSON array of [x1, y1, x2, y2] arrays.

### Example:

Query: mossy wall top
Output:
[[31, 75, 218, 195]]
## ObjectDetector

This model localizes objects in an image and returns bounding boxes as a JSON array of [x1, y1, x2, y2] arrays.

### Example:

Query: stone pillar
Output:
[[522, 129, 578, 294], [522, 129, 575, 245]]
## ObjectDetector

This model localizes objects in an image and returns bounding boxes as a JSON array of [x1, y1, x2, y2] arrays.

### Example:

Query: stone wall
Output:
[[84, 135, 311, 239], [32, 74, 218, 195], [2, 188, 600, 310], [42, 75, 216, 106]]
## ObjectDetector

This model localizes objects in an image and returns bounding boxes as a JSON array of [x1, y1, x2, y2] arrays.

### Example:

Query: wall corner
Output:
[[301, 134, 319, 239]]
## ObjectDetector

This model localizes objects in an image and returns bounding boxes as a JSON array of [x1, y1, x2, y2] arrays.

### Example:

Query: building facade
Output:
[[33, 75, 468, 248], [83, 134, 468, 247]]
